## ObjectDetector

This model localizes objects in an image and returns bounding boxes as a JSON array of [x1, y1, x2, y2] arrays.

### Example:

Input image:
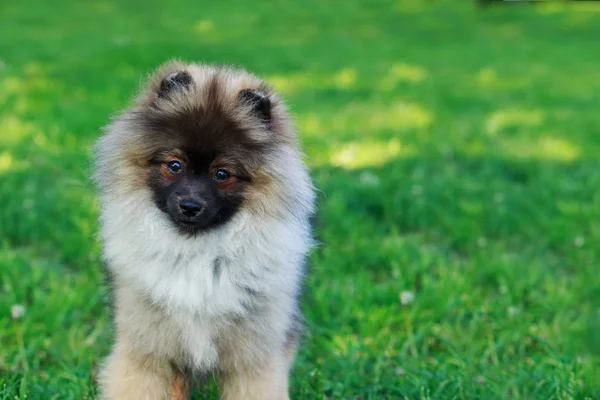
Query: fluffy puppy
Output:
[[94, 61, 315, 400]]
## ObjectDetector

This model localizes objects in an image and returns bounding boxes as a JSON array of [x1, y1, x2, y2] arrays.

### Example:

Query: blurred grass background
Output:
[[1, 0, 600, 398]]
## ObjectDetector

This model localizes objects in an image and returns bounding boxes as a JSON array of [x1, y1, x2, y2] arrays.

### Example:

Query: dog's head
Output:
[[96, 62, 314, 235]]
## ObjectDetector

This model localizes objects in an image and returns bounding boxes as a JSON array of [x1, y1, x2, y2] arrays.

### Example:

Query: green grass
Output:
[[1, 0, 600, 398]]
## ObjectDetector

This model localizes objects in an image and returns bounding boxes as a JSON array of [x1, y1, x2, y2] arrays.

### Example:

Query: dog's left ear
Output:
[[239, 89, 271, 123], [158, 71, 193, 98]]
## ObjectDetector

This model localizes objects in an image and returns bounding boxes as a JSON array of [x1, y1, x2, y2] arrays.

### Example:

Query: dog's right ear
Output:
[[238, 89, 271, 124], [158, 71, 193, 98]]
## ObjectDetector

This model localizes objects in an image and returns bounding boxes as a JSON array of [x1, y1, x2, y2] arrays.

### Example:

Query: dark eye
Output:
[[166, 160, 183, 175], [213, 169, 231, 183]]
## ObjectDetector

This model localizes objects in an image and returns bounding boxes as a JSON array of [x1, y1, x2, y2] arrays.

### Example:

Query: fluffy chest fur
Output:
[[101, 189, 309, 369]]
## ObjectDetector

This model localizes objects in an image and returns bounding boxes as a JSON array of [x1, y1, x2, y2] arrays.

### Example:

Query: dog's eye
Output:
[[213, 169, 231, 183], [166, 160, 183, 175]]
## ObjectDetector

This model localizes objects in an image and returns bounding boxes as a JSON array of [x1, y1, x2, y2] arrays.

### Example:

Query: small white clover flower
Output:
[[507, 306, 520, 317], [399, 291, 415, 306], [411, 185, 423, 196], [11, 304, 26, 320], [359, 171, 380, 186]]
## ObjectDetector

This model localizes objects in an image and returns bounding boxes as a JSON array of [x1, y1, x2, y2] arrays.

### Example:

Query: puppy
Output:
[[94, 61, 315, 399]]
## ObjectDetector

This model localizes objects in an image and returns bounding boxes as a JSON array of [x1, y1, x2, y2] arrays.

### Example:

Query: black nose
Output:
[[179, 199, 202, 217]]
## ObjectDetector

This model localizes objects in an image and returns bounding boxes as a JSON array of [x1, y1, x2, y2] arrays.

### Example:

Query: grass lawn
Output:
[[1, 0, 600, 398]]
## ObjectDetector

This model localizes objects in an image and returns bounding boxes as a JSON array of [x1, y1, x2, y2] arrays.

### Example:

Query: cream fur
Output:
[[95, 61, 315, 399]]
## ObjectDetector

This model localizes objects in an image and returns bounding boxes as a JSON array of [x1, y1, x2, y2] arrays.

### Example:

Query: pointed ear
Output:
[[238, 89, 271, 123], [158, 71, 193, 98]]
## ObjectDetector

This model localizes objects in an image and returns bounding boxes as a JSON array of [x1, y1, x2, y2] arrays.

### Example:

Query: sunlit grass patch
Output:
[[499, 136, 581, 162], [0, 66, 65, 116], [332, 67, 358, 90], [339, 101, 433, 133], [0, 116, 37, 145], [329, 138, 414, 169], [0, 151, 18, 174], [2, 64, 62, 96], [298, 101, 433, 141], [193, 19, 216, 35], [474, 67, 536, 92], [485, 109, 544, 135], [539, 1, 600, 15], [378, 63, 427, 91], [268, 67, 360, 96]]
